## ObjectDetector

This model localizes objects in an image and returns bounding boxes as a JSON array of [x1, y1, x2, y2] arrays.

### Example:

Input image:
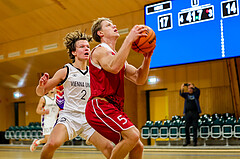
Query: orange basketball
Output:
[[131, 25, 156, 54]]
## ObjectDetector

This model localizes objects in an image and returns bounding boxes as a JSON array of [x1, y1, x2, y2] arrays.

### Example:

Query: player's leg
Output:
[[30, 138, 39, 152], [81, 112, 113, 158], [88, 131, 114, 159], [30, 135, 50, 152], [40, 124, 68, 159], [86, 99, 140, 159], [110, 126, 141, 159], [38, 135, 49, 144], [128, 140, 144, 159]]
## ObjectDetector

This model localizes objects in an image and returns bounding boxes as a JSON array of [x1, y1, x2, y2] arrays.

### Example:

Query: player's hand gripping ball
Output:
[[131, 25, 156, 54]]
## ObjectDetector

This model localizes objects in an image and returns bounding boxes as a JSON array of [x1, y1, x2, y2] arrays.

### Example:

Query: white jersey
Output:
[[41, 95, 59, 128], [61, 63, 90, 113]]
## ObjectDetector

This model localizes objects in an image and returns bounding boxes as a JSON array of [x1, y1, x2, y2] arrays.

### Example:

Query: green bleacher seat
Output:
[[8, 126, 15, 131], [211, 118, 223, 138], [159, 120, 170, 139], [20, 126, 26, 139], [171, 115, 180, 121], [25, 126, 32, 139], [211, 113, 221, 121], [31, 128, 38, 139], [9, 126, 17, 139], [28, 122, 34, 126], [14, 130, 21, 140], [181, 116, 185, 121], [222, 117, 235, 139], [179, 120, 186, 139], [234, 118, 240, 138], [150, 121, 162, 139], [222, 113, 232, 120], [35, 125, 43, 139], [4, 130, 11, 140], [169, 120, 180, 138], [200, 119, 211, 139], [35, 125, 42, 130], [141, 121, 153, 139]]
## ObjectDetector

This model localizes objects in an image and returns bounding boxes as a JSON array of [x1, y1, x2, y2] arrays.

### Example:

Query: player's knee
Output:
[[93, 140, 113, 159], [105, 142, 114, 152], [102, 142, 114, 158], [133, 134, 140, 143], [99, 141, 114, 151], [129, 129, 140, 144], [133, 128, 141, 139], [135, 141, 144, 152], [123, 127, 140, 145], [46, 140, 61, 150]]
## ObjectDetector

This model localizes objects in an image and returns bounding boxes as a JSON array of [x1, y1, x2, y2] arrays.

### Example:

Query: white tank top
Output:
[[41, 95, 59, 128], [62, 63, 90, 113]]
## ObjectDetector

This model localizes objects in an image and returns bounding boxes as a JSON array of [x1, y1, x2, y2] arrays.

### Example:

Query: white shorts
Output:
[[42, 127, 53, 136], [56, 110, 95, 143], [42, 120, 57, 136]]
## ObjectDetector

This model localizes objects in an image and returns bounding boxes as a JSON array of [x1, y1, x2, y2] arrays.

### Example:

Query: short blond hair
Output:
[[91, 17, 112, 42], [63, 30, 92, 62]]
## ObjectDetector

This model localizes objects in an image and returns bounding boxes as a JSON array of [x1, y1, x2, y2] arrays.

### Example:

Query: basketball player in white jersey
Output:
[[36, 31, 113, 159], [30, 88, 59, 152]]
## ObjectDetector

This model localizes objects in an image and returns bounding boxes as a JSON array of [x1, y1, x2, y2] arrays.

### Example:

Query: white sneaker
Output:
[[30, 139, 39, 152]]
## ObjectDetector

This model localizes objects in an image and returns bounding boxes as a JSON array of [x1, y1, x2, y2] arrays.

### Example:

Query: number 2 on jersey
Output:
[[80, 90, 87, 100]]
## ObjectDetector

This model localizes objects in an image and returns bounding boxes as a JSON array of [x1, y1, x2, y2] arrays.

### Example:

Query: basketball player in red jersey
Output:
[[85, 17, 155, 159]]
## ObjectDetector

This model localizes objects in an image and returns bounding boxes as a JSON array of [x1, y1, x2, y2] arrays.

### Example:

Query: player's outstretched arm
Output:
[[36, 68, 67, 96]]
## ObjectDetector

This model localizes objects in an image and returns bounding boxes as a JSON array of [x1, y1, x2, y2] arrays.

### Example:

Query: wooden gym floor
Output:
[[1, 145, 240, 159]]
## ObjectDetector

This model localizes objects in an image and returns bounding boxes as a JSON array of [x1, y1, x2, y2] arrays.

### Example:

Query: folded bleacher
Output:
[[141, 113, 240, 146], [4, 122, 86, 146]]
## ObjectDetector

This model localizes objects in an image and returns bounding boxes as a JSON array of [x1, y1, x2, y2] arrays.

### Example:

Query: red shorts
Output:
[[85, 99, 134, 144]]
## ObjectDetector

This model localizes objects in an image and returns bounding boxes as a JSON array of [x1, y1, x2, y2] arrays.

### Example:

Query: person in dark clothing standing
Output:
[[180, 83, 201, 146]]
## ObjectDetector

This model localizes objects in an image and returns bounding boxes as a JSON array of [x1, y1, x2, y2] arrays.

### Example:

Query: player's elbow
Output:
[[136, 82, 145, 85], [109, 66, 122, 74], [135, 80, 146, 85], [36, 87, 45, 96], [136, 75, 148, 85], [107, 61, 126, 74], [36, 109, 41, 115], [111, 69, 121, 74], [36, 92, 43, 97]]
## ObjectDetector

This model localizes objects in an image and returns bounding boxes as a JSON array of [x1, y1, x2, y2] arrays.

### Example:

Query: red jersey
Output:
[[88, 43, 125, 111]]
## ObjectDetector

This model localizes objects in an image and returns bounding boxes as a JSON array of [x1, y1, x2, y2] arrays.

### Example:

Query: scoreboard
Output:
[[145, 0, 240, 68]]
